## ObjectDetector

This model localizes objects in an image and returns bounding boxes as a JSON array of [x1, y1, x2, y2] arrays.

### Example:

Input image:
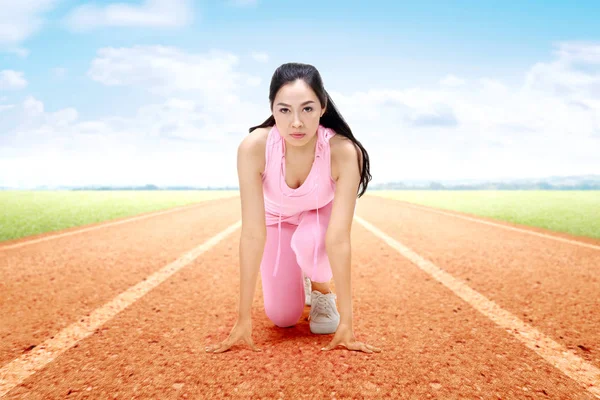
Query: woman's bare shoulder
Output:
[[329, 132, 360, 180], [329, 132, 357, 160], [238, 126, 271, 172], [329, 132, 349, 148], [239, 126, 269, 152], [251, 126, 270, 144]]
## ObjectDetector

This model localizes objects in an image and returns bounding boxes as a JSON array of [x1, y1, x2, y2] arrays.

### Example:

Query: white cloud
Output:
[[329, 44, 600, 182], [0, 0, 57, 45], [49, 107, 78, 126], [88, 46, 238, 91], [0, 90, 266, 188], [0, 104, 14, 112], [64, 0, 193, 31], [23, 96, 44, 114], [3, 42, 600, 189], [87, 46, 262, 112], [0, 70, 28, 90], [524, 42, 600, 113], [0, 45, 273, 188], [6, 47, 30, 57], [440, 74, 465, 87], [246, 76, 261, 86], [251, 51, 269, 63]]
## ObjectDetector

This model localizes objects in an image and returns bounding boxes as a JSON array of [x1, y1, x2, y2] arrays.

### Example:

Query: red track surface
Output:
[[1, 195, 599, 399]]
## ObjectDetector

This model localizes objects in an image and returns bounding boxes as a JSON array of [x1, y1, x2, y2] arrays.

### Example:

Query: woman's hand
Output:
[[320, 323, 382, 353], [205, 318, 261, 353]]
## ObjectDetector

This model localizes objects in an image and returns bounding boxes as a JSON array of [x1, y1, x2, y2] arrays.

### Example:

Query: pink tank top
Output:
[[261, 124, 337, 278]]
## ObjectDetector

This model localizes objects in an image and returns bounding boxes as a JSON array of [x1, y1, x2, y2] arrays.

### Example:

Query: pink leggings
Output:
[[260, 201, 333, 327]]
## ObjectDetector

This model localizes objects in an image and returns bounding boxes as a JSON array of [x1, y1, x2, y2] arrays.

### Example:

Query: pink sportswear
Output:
[[261, 124, 337, 280]]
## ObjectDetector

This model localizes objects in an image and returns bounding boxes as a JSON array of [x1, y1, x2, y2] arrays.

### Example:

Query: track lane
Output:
[[356, 196, 600, 370], [0, 197, 241, 366], [3, 210, 596, 399]]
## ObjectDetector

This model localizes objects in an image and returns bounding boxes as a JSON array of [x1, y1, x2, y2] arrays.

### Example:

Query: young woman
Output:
[[205, 62, 381, 354]]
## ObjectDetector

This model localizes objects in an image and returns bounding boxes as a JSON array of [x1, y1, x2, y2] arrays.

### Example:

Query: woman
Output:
[[205, 62, 381, 354]]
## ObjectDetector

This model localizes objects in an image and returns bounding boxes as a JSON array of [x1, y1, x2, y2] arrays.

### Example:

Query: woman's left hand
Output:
[[320, 323, 382, 353]]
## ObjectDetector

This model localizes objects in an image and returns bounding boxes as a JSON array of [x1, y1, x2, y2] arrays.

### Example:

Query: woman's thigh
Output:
[[260, 222, 305, 327], [291, 201, 333, 283]]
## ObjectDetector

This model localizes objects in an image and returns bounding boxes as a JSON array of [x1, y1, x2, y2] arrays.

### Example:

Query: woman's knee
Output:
[[265, 304, 304, 327]]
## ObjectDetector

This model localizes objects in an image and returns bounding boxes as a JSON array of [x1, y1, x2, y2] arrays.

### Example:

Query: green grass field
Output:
[[368, 190, 600, 240], [2, 190, 598, 243], [0, 190, 239, 243]]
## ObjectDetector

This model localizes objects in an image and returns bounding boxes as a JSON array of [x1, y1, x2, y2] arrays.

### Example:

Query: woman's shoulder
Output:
[[250, 125, 271, 142], [329, 131, 361, 179], [329, 131, 355, 158], [240, 126, 270, 152], [238, 126, 272, 174]]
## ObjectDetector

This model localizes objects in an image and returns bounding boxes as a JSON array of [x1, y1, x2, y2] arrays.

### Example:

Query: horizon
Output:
[[1, 1, 600, 189], [2, 173, 599, 191]]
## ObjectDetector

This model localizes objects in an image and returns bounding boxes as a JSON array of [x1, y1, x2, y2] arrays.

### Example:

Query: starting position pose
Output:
[[206, 62, 381, 354]]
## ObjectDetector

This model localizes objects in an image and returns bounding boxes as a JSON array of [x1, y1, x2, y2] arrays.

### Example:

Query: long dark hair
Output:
[[249, 62, 372, 198]]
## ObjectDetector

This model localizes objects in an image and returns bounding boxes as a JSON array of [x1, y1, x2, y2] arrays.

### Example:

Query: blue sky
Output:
[[1, 0, 599, 188]]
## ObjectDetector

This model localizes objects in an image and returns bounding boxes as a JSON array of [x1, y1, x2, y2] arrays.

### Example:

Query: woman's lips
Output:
[[290, 133, 305, 139]]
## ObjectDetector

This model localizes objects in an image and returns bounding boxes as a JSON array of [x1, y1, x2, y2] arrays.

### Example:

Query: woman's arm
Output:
[[236, 130, 267, 322], [323, 140, 381, 354], [325, 138, 362, 327]]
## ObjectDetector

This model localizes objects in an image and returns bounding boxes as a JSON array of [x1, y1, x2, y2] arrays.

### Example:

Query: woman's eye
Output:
[[278, 107, 312, 113]]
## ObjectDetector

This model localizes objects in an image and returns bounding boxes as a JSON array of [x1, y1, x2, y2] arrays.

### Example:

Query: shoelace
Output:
[[308, 292, 336, 321]]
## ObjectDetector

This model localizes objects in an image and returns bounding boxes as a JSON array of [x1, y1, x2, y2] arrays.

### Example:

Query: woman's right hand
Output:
[[205, 318, 261, 353]]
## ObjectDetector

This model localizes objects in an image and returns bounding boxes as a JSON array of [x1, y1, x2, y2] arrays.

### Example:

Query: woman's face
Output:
[[272, 79, 326, 147]]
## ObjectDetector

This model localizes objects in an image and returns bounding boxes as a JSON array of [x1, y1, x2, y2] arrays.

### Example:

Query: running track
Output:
[[0, 195, 599, 399]]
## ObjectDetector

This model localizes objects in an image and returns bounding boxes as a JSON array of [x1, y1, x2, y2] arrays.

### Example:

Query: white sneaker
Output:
[[308, 291, 340, 334], [303, 275, 312, 306]]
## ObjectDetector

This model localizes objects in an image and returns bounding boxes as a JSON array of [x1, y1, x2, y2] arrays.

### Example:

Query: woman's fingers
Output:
[[321, 336, 341, 351], [212, 342, 232, 353], [204, 343, 217, 352], [206, 340, 231, 353], [205, 343, 218, 353], [344, 341, 379, 353], [245, 336, 262, 352], [366, 344, 382, 352], [208, 338, 378, 354], [358, 343, 373, 353], [206, 337, 261, 353]]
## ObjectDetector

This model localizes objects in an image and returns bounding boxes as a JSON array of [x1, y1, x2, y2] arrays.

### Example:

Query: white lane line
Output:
[[0, 198, 238, 252], [0, 221, 242, 398], [355, 215, 600, 399], [369, 197, 600, 251]]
